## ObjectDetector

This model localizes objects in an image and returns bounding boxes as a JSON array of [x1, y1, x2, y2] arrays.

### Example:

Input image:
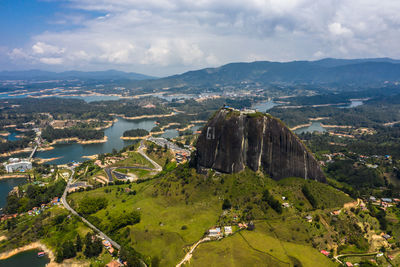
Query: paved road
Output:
[[61, 167, 121, 250], [103, 141, 162, 182], [138, 140, 162, 172], [105, 166, 155, 182]]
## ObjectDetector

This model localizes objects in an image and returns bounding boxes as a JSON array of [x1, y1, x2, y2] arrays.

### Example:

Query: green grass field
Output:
[[68, 176, 222, 266], [189, 224, 338, 267], [68, 166, 355, 266], [112, 152, 154, 168]]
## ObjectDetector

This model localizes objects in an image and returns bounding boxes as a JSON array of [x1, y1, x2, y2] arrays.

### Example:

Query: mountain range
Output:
[[2, 58, 400, 86], [0, 69, 155, 81]]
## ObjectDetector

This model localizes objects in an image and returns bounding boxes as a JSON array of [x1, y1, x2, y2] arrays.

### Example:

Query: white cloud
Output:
[[32, 42, 65, 55], [6, 0, 400, 75], [328, 22, 353, 37], [39, 57, 64, 65]]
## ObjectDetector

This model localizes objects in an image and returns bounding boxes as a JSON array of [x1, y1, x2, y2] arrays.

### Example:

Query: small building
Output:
[[282, 202, 290, 208], [320, 250, 330, 256], [331, 210, 341, 216], [51, 197, 60, 205], [208, 227, 221, 237], [382, 234, 391, 240], [345, 262, 353, 267], [238, 223, 248, 229], [369, 196, 376, 202], [224, 226, 232, 235], [106, 260, 122, 267], [305, 215, 313, 222], [381, 198, 392, 203]]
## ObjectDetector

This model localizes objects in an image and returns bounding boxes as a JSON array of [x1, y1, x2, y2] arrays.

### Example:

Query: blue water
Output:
[[7, 131, 20, 141], [0, 93, 121, 103], [251, 100, 279, 112], [338, 100, 363, 109], [0, 249, 50, 267], [59, 95, 121, 102], [36, 117, 156, 165], [157, 94, 195, 101], [294, 122, 326, 134], [0, 178, 27, 208], [162, 129, 179, 139]]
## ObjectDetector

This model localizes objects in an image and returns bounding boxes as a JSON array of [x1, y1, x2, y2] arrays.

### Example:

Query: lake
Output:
[[251, 100, 279, 112], [338, 100, 363, 108], [6, 131, 20, 141], [294, 122, 327, 134], [0, 178, 27, 209], [0, 249, 50, 267], [36, 117, 156, 165]]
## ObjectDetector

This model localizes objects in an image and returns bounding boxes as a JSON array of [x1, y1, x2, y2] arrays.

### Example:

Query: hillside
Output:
[[68, 165, 354, 266], [131, 58, 400, 90]]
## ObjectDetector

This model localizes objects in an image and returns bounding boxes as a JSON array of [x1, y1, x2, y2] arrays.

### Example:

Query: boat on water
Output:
[[37, 251, 45, 257]]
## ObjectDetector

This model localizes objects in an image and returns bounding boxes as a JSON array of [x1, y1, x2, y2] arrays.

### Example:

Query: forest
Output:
[[123, 128, 149, 137], [42, 126, 104, 142]]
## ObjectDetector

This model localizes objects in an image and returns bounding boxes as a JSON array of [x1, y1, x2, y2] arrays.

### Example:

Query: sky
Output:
[[1, 0, 400, 76]]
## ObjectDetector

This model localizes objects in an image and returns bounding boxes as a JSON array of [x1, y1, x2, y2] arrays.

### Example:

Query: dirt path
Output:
[[176, 237, 210, 267]]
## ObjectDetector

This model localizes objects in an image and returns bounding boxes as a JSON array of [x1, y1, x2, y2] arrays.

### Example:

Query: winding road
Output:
[[104, 140, 162, 182], [61, 167, 121, 249], [138, 139, 162, 172], [61, 140, 162, 253]]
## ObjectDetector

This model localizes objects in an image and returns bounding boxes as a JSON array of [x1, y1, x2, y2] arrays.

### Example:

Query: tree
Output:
[[151, 256, 160, 267], [76, 234, 82, 252], [120, 246, 142, 267], [262, 189, 282, 214], [222, 199, 232, 210], [55, 248, 64, 263], [83, 233, 103, 258], [62, 241, 76, 259]]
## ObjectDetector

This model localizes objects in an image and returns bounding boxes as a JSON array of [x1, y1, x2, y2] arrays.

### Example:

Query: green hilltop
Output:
[[68, 163, 355, 266]]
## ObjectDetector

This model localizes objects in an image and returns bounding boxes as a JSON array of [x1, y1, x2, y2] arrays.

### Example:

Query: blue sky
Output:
[[1, 0, 400, 76]]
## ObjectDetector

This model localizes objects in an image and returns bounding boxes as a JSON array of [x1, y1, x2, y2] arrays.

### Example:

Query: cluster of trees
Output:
[[369, 204, 388, 230], [326, 159, 383, 189], [77, 196, 108, 215], [262, 189, 282, 214], [222, 199, 232, 210], [270, 95, 400, 128], [5, 179, 66, 214], [105, 211, 141, 233], [302, 185, 318, 209], [42, 126, 104, 142], [123, 128, 149, 137], [119, 246, 143, 267], [56, 232, 103, 263], [83, 232, 103, 258], [0, 138, 30, 154]]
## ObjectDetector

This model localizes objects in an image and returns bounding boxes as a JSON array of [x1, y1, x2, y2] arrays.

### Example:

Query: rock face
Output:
[[195, 108, 326, 182]]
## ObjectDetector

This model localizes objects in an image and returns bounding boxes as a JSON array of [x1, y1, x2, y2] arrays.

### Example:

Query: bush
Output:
[[77, 197, 108, 215], [262, 189, 282, 214], [222, 199, 232, 210]]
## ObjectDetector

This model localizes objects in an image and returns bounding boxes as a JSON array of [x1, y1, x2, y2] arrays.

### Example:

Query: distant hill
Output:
[[3, 58, 400, 87], [132, 58, 400, 90], [0, 69, 155, 81]]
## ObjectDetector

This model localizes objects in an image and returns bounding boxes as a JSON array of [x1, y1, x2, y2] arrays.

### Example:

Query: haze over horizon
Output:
[[1, 0, 400, 76]]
